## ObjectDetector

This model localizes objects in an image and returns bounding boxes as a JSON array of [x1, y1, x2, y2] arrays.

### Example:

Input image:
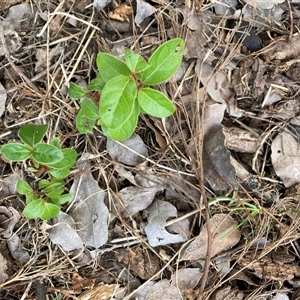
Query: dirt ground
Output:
[[1, 0, 300, 299]]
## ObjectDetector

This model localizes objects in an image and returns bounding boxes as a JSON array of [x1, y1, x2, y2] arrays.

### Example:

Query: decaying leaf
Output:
[[48, 212, 84, 252], [0, 253, 9, 284], [271, 131, 300, 187], [0, 173, 19, 197], [119, 185, 162, 217], [203, 125, 238, 192], [0, 206, 20, 238], [107, 134, 148, 166], [181, 214, 241, 261], [145, 268, 202, 300], [69, 160, 108, 248], [2, 4, 34, 32], [7, 235, 30, 265], [108, 4, 133, 22], [93, 0, 112, 10], [143, 200, 186, 247], [78, 283, 119, 300], [243, 0, 284, 10], [135, 0, 157, 25]]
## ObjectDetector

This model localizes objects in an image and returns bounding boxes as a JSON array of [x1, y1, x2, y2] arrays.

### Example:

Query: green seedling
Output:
[[1, 124, 77, 220], [69, 38, 185, 141], [208, 196, 261, 239]]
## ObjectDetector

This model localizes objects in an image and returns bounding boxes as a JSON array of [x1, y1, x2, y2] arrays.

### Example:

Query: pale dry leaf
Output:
[[203, 102, 227, 135], [69, 160, 108, 248], [0, 82, 7, 118], [166, 218, 191, 241], [203, 125, 238, 192], [2, 4, 34, 32], [119, 186, 162, 217], [243, 0, 284, 9], [48, 212, 83, 252], [271, 131, 300, 187], [130, 281, 155, 300], [143, 200, 186, 247], [0, 173, 19, 196], [198, 62, 242, 117], [0, 253, 8, 284], [181, 214, 241, 261], [107, 134, 148, 166], [170, 268, 202, 290], [213, 0, 237, 15], [135, 0, 157, 25], [0, 206, 20, 238], [93, 0, 112, 10], [146, 279, 181, 300], [7, 235, 30, 264]]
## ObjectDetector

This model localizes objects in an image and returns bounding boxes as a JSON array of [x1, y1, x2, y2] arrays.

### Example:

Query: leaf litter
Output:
[[1, 0, 300, 299]]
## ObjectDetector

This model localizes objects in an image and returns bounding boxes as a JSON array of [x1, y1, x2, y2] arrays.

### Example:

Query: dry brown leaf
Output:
[[143, 200, 186, 247], [0, 253, 8, 284], [72, 272, 95, 294], [271, 131, 300, 187], [107, 134, 148, 166], [119, 185, 162, 217], [181, 214, 241, 261], [203, 125, 238, 192], [68, 160, 108, 248], [79, 283, 119, 300], [48, 212, 84, 252], [7, 235, 30, 265], [135, 0, 156, 25], [0, 206, 20, 238]]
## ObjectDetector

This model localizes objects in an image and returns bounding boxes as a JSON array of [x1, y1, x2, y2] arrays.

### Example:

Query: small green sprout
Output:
[[69, 38, 185, 141], [1, 124, 77, 220]]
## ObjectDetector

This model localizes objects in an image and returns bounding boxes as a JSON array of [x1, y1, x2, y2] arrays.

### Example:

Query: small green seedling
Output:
[[69, 38, 185, 141], [208, 196, 261, 239], [1, 124, 77, 220]]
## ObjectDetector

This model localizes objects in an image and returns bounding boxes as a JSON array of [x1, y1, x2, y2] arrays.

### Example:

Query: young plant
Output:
[[1, 124, 77, 220], [69, 38, 185, 141]]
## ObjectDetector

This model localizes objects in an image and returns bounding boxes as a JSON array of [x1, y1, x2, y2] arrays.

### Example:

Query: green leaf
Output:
[[47, 148, 77, 169], [50, 193, 72, 205], [32, 143, 64, 164], [137, 87, 175, 117], [49, 167, 70, 179], [101, 100, 140, 141], [68, 82, 86, 99], [17, 180, 33, 195], [81, 98, 100, 120], [124, 49, 150, 73], [18, 124, 48, 147], [76, 109, 96, 134], [43, 182, 64, 194], [141, 38, 184, 85], [50, 137, 61, 148], [39, 179, 51, 189], [1, 143, 32, 161], [25, 193, 39, 204], [87, 74, 106, 91], [99, 75, 137, 128], [23, 199, 46, 219], [45, 187, 65, 198], [40, 203, 60, 220], [96, 53, 131, 82]]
